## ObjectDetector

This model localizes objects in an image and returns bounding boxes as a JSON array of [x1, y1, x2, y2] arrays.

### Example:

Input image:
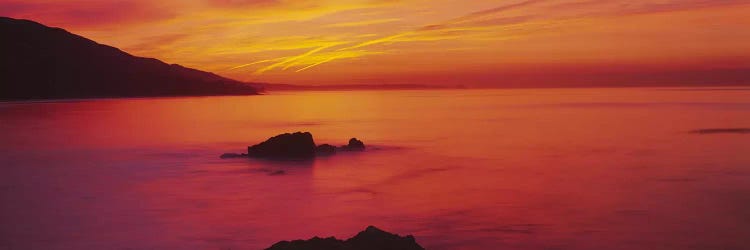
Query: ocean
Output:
[[1, 87, 749, 249]]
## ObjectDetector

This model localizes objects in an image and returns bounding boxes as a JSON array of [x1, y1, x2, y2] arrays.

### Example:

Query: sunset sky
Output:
[[2, 0, 749, 86]]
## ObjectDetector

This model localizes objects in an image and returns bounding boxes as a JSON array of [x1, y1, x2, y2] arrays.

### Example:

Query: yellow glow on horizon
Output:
[[4, 0, 749, 85]]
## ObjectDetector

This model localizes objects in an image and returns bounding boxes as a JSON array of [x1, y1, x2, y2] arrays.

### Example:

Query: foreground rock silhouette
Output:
[[221, 132, 366, 159], [265, 226, 425, 250]]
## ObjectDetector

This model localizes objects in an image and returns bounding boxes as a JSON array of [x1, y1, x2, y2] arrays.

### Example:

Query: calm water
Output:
[[1, 88, 749, 250]]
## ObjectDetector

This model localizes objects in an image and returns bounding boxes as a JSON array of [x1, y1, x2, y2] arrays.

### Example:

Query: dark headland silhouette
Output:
[[221, 132, 365, 159], [0, 17, 258, 100], [265, 226, 425, 250]]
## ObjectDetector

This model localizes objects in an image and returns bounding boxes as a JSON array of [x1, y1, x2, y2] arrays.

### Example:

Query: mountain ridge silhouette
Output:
[[0, 16, 258, 100]]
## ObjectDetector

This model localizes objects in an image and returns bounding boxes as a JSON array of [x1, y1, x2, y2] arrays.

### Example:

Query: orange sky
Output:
[[2, 0, 750, 86]]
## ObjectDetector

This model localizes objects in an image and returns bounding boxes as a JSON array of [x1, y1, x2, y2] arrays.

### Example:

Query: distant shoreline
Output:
[[259, 83, 750, 92], [253, 83, 464, 92], [2, 85, 748, 103]]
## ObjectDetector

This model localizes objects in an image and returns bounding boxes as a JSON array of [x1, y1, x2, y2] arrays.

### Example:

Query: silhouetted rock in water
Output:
[[223, 132, 367, 160], [0, 17, 258, 100], [340, 138, 365, 151], [316, 144, 337, 156], [689, 128, 750, 134], [267, 237, 344, 250], [247, 132, 317, 159], [346, 226, 424, 250], [265, 226, 424, 250], [220, 153, 247, 159]]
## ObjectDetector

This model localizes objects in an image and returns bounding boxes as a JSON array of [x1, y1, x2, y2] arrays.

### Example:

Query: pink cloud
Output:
[[0, 0, 176, 28]]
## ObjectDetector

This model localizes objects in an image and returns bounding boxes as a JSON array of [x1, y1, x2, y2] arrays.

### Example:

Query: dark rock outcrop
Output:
[[265, 226, 424, 250], [247, 132, 317, 159], [223, 132, 367, 159], [346, 226, 424, 250], [340, 138, 365, 151], [316, 144, 337, 156]]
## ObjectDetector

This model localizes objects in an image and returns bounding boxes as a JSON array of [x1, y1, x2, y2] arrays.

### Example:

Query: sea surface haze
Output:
[[1, 87, 749, 249]]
